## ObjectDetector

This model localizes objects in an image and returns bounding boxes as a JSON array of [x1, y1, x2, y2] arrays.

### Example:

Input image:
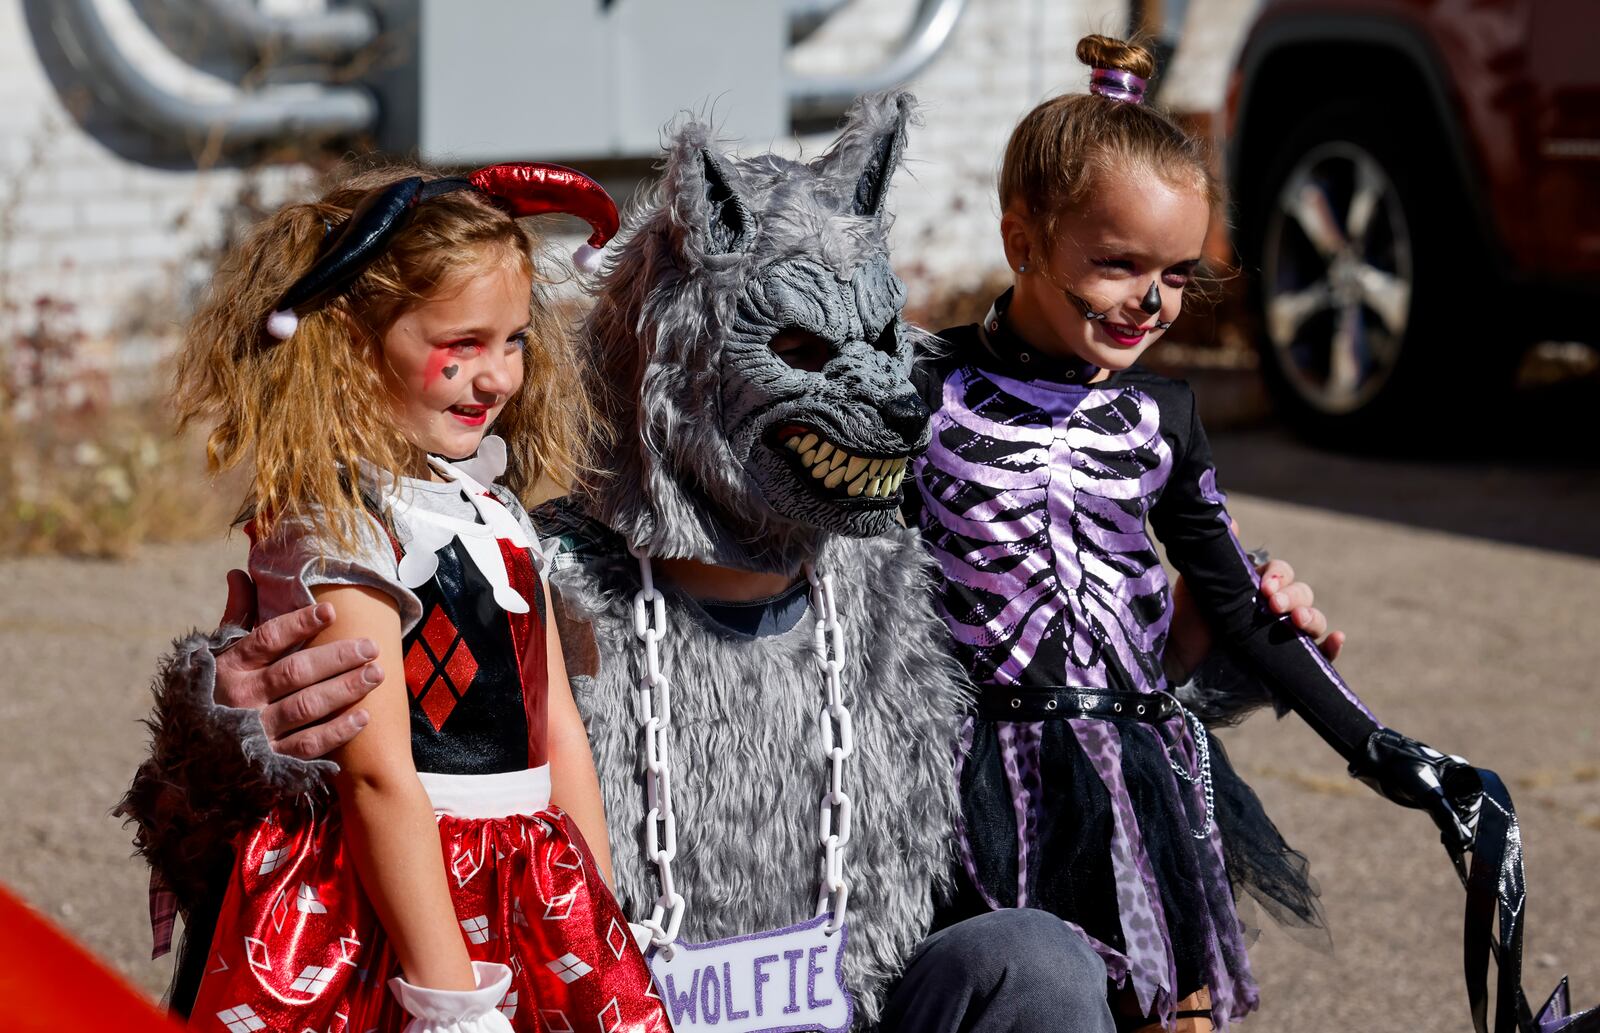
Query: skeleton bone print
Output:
[[915, 364, 1176, 692]]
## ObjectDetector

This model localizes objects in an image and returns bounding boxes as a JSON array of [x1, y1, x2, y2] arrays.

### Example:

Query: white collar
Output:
[[386, 436, 542, 614]]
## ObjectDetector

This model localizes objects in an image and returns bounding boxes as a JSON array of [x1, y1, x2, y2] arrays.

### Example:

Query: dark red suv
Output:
[[1226, 0, 1600, 440]]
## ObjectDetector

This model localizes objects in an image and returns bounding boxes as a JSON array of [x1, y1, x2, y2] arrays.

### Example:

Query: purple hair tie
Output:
[[1089, 67, 1148, 104]]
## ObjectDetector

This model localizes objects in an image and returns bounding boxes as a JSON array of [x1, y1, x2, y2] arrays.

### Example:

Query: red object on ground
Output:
[[0, 882, 181, 1032]]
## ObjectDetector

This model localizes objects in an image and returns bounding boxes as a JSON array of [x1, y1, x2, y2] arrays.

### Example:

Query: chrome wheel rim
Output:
[[1262, 141, 1413, 415]]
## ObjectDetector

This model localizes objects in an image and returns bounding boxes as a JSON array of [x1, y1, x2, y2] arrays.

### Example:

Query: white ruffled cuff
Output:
[[388, 961, 515, 1033]]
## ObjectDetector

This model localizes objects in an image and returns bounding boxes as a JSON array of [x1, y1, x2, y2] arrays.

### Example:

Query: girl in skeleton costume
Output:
[[904, 36, 1481, 1032], [170, 163, 671, 1033]]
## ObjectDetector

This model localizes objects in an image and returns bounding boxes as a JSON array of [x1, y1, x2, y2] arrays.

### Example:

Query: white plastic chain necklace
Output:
[[628, 546, 854, 958]]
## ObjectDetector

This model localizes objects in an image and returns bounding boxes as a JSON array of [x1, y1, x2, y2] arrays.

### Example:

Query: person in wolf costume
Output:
[[123, 94, 1356, 1032], [540, 95, 974, 1027]]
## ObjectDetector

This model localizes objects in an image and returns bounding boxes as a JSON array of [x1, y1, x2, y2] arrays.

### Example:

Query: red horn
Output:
[[468, 162, 620, 272]]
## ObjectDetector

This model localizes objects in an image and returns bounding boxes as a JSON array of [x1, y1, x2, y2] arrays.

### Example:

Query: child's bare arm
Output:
[[313, 584, 476, 992], [543, 580, 616, 886]]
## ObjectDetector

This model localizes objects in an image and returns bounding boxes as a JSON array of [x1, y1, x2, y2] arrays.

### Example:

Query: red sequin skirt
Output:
[[190, 768, 670, 1032]]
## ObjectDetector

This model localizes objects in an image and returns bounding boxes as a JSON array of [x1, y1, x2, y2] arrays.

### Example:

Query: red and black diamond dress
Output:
[[189, 448, 670, 1033]]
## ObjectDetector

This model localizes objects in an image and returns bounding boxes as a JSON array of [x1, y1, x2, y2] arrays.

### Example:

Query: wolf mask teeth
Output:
[[783, 430, 910, 500]]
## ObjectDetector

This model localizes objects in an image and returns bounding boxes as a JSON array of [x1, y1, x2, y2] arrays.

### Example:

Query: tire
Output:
[[1238, 99, 1506, 447]]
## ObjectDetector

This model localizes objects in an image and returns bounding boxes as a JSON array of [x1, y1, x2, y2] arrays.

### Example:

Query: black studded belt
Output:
[[975, 688, 1179, 722]]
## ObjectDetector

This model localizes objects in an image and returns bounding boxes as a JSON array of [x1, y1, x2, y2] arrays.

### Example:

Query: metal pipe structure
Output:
[[787, 0, 967, 122], [51, 0, 378, 149], [789, 0, 853, 44], [186, 0, 378, 64]]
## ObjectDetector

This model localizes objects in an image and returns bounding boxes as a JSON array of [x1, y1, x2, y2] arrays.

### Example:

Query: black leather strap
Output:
[[1462, 768, 1525, 1033], [1456, 768, 1600, 1033], [975, 689, 1178, 723]]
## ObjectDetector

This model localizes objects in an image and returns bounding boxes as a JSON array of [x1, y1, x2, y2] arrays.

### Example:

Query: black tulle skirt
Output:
[[938, 712, 1320, 1029]]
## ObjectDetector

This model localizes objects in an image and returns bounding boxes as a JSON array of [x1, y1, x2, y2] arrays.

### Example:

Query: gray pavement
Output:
[[1, 425, 1597, 1030], [1213, 484, 1600, 1031]]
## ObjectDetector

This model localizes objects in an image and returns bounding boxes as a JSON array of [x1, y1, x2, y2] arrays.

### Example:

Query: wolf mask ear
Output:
[[825, 91, 914, 219], [696, 149, 754, 255]]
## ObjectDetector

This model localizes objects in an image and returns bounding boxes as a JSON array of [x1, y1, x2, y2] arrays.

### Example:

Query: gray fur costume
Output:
[[546, 93, 967, 1026], [545, 513, 964, 1029], [120, 91, 1278, 1029]]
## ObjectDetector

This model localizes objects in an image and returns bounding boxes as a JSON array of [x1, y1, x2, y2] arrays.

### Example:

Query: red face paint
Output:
[[424, 347, 457, 389]]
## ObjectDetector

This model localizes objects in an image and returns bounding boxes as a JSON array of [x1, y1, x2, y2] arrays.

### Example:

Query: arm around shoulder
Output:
[[118, 622, 338, 929], [119, 513, 411, 919]]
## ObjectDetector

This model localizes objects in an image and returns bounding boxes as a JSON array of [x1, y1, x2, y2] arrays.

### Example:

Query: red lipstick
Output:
[[1100, 322, 1148, 347]]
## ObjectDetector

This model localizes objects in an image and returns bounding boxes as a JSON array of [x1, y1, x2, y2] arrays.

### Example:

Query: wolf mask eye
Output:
[[873, 320, 898, 354], [769, 326, 833, 372]]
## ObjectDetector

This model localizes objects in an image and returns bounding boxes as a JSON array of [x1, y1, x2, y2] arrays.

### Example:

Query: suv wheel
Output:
[[1243, 101, 1497, 444], [1262, 141, 1411, 416]]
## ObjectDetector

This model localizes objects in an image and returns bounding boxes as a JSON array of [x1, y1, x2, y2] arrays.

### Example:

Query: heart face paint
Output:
[[422, 348, 458, 390], [441, 365, 459, 379]]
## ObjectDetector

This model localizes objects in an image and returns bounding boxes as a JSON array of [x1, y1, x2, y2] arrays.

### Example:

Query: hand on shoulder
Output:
[[213, 569, 383, 760]]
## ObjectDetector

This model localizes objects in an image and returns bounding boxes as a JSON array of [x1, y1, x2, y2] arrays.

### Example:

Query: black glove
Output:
[[1351, 728, 1483, 855]]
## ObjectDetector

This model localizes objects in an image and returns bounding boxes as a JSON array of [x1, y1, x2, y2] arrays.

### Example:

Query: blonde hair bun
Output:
[[1075, 34, 1157, 81]]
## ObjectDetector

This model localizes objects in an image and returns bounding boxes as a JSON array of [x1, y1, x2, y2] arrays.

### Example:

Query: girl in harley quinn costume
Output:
[[174, 163, 671, 1033], [904, 35, 1477, 1033]]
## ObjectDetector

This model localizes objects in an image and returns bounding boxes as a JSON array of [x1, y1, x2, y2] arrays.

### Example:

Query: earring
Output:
[[1018, 264, 1028, 273], [1141, 281, 1162, 315]]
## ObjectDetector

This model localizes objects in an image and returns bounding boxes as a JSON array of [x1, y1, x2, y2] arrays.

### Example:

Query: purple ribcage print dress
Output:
[[908, 297, 1383, 1030]]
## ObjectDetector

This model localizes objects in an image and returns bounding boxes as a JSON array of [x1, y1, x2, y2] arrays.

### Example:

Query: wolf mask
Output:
[[579, 92, 931, 573]]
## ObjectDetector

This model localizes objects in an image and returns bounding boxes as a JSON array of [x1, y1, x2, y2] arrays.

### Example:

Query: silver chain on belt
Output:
[[629, 547, 853, 956], [1156, 690, 1215, 840]]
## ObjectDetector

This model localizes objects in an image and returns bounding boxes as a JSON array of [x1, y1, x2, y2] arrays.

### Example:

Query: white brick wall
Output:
[[787, 0, 1131, 302], [0, 0, 1256, 368], [1159, 0, 1261, 112], [0, 0, 312, 354]]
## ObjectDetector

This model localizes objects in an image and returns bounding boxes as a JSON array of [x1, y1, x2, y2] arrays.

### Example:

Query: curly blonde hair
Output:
[[174, 160, 596, 553]]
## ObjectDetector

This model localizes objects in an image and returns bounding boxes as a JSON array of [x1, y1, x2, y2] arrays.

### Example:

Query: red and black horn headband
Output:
[[264, 162, 620, 341]]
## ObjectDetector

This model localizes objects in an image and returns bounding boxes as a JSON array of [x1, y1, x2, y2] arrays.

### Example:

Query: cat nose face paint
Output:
[[1141, 281, 1162, 315]]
